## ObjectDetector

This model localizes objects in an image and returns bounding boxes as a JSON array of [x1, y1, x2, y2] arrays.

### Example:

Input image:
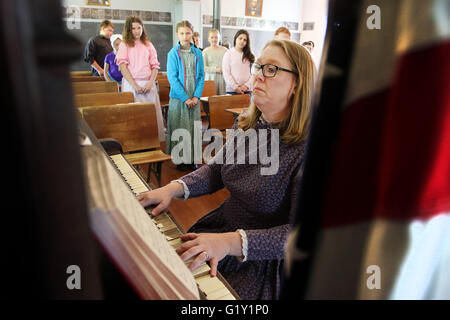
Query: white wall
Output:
[[182, 0, 202, 39], [200, 0, 302, 23], [299, 0, 328, 66]]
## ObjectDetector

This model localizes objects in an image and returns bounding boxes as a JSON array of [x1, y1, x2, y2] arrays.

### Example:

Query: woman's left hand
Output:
[[177, 232, 240, 277]]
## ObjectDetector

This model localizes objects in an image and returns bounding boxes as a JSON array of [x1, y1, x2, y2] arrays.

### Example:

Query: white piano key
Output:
[[132, 186, 149, 194], [168, 238, 183, 250], [192, 263, 211, 277], [218, 293, 236, 300], [196, 275, 224, 294], [164, 228, 181, 241], [158, 222, 178, 232], [206, 287, 231, 300]]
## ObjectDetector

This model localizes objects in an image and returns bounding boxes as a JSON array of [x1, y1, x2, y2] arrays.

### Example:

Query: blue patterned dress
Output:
[[166, 50, 201, 163]]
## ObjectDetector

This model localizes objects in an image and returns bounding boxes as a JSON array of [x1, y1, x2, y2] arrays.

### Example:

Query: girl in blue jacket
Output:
[[166, 20, 205, 171]]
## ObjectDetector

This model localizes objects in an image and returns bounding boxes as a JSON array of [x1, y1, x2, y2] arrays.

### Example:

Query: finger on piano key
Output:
[[184, 257, 195, 266]]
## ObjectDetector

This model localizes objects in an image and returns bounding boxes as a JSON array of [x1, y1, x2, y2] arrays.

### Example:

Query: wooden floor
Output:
[[137, 119, 230, 232]]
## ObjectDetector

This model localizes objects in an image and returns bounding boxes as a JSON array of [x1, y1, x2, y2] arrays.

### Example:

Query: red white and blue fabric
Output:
[[284, 0, 450, 299]]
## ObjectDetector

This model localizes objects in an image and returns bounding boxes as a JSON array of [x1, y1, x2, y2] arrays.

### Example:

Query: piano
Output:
[[79, 119, 239, 300]]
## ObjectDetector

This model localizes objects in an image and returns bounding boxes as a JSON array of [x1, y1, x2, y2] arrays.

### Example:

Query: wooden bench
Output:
[[71, 76, 105, 82], [200, 80, 217, 120], [157, 78, 171, 107], [74, 92, 134, 108], [81, 102, 172, 186], [157, 78, 171, 126], [208, 94, 251, 138], [202, 80, 216, 97], [72, 81, 119, 95], [156, 72, 168, 82], [71, 70, 91, 77]]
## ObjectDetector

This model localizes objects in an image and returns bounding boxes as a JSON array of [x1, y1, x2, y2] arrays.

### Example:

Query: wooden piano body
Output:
[[2, 0, 238, 299], [79, 119, 239, 300]]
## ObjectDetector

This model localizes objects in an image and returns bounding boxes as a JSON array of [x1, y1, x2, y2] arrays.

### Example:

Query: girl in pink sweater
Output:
[[222, 29, 255, 94], [116, 16, 165, 141]]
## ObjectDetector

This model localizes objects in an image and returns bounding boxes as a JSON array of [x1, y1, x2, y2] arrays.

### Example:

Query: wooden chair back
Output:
[[72, 81, 118, 95], [157, 78, 171, 106], [70, 70, 91, 77], [71, 76, 105, 82], [201, 80, 216, 97], [208, 94, 251, 131], [74, 92, 134, 108], [156, 72, 168, 82], [81, 103, 160, 153]]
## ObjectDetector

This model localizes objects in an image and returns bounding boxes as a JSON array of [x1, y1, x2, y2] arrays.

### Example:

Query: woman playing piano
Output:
[[138, 40, 315, 300]]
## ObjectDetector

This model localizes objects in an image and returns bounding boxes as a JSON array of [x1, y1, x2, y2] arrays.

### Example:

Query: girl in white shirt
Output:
[[202, 29, 228, 95]]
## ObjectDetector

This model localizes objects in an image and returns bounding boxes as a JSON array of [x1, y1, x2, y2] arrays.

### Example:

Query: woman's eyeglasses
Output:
[[251, 63, 298, 78]]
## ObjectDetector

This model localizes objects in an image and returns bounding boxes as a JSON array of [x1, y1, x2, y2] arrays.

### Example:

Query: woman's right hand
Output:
[[136, 181, 184, 216]]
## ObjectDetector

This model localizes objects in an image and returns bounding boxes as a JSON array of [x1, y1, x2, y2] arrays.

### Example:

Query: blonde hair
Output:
[[208, 28, 220, 37], [176, 20, 194, 33], [238, 40, 315, 145]]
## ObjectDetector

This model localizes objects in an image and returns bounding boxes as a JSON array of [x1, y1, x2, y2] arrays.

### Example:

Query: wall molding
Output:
[[202, 14, 299, 31], [63, 6, 171, 23]]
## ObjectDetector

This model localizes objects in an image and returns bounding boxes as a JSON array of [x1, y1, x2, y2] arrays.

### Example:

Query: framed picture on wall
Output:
[[245, 0, 263, 18], [86, 0, 111, 6]]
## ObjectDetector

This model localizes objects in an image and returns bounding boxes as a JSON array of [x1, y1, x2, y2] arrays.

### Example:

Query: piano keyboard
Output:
[[109, 153, 237, 300]]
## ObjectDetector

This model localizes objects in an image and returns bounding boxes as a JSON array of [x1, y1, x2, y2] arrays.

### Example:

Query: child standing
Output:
[[166, 20, 205, 171], [202, 29, 228, 95], [116, 16, 165, 141], [193, 32, 203, 51], [104, 34, 123, 87], [222, 29, 255, 95], [84, 20, 114, 76]]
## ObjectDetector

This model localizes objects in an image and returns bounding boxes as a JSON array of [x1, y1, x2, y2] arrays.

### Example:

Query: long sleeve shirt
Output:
[[166, 42, 205, 102], [116, 40, 160, 80], [178, 119, 305, 299], [222, 47, 254, 93], [83, 35, 113, 75]]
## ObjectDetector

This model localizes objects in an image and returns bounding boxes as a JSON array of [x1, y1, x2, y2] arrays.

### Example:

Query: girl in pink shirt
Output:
[[116, 16, 165, 141], [222, 29, 255, 94]]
